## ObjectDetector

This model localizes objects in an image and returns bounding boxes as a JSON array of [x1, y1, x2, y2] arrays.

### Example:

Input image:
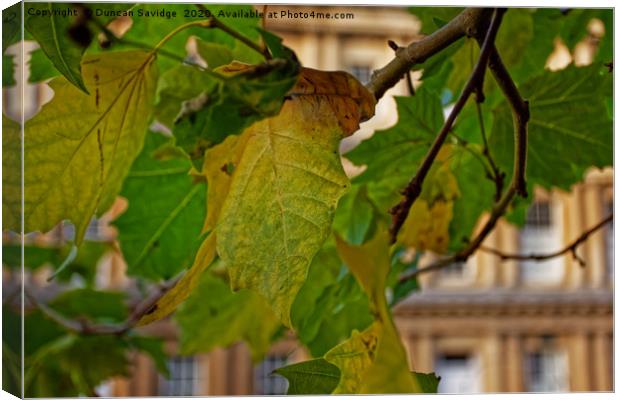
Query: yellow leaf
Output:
[[201, 133, 250, 233], [398, 146, 459, 253], [331, 230, 422, 394], [137, 233, 217, 326], [209, 67, 375, 326], [325, 322, 380, 394], [3, 116, 20, 227], [5, 51, 158, 244]]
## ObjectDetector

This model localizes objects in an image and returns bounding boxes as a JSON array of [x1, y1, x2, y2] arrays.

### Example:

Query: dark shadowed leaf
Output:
[[275, 358, 341, 394]]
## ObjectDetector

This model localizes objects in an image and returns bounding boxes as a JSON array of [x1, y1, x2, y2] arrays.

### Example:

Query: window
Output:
[[524, 342, 569, 392], [254, 354, 288, 395], [348, 65, 371, 84], [158, 356, 199, 396], [434, 353, 481, 393], [519, 201, 564, 285]]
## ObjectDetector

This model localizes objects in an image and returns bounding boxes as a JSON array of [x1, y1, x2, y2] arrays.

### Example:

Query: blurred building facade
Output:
[[4, 5, 612, 396]]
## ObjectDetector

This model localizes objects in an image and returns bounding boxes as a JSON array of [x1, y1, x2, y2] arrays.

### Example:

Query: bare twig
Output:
[[482, 46, 529, 197], [367, 8, 492, 100], [475, 99, 505, 200], [25, 277, 180, 336], [479, 214, 613, 266], [389, 8, 506, 243], [196, 4, 271, 60]]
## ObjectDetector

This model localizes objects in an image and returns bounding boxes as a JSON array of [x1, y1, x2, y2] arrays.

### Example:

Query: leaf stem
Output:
[[195, 4, 272, 60]]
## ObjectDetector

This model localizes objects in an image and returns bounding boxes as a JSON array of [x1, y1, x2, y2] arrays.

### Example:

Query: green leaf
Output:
[[172, 59, 299, 168], [29, 48, 60, 83], [346, 89, 442, 211], [50, 289, 127, 323], [415, 372, 440, 393], [4, 51, 158, 244], [448, 149, 495, 250], [408, 7, 463, 34], [332, 184, 376, 245], [175, 272, 281, 361], [25, 335, 130, 397], [274, 358, 341, 394], [3, 241, 110, 285], [3, 54, 14, 86], [3, 3, 21, 53], [195, 38, 233, 69], [214, 68, 375, 326], [115, 4, 263, 72], [291, 241, 373, 357], [128, 336, 169, 377], [115, 132, 206, 280], [154, 64, 217, 128], [490, 64, 612, 191], [25, 3, 89, 93]]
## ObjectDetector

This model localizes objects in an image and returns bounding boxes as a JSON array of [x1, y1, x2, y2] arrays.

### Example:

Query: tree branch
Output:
[[25, 277, 180, 336], [482, 46, 529, 197], [388, 8, 506, 243], [479, 214, 613, 265], [366, 8, 492, 100]]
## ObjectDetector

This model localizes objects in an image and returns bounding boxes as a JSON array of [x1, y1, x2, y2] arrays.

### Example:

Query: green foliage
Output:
[[275, 359, 341, 394], [346, 89, 442, 210], [2, 2, 21, 53], [115, 131, 206, 280], [490, 64, 612, 191], [176, 271, 281, 361], [28, 48, 59, 83], [3, 241, 111, 284], [24, 3, 89, 93], [172, 59, 299, 168]]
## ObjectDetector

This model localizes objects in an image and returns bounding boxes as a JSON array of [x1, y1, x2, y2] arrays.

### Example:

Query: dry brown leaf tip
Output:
[[289, 68, 376, 136]]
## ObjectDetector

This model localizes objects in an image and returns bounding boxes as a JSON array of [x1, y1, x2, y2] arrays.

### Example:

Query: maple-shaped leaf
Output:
[[490, 64, 612, 192], [137, 66, 375, 328], [212, 67, 376, 326], [4, 51, 158, 244]]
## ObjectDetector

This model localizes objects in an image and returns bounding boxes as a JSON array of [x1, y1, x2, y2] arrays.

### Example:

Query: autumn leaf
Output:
[[211, 67, 375, 326], [398, 147, 460, 253], [137, 232, 217, 326], [3, 51, 158, 244], [327, 231, 422, 394]]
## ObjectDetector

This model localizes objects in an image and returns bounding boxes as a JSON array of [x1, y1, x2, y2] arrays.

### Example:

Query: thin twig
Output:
[[475, 99, 504, 200], [367, 8, 492, 100], [389, 8, 506, 243], [196, 4, 271, 60], [25, 277, 180, 336], [479, 214, 613, 266], [483, 46, 529, 197]]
